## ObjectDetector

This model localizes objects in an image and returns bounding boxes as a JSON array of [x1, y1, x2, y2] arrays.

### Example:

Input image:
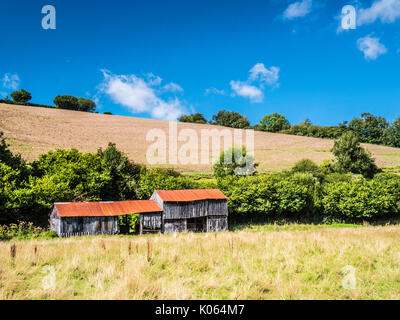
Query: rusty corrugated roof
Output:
[[54, 200, 162, 218], [155, 189, 227, 202]]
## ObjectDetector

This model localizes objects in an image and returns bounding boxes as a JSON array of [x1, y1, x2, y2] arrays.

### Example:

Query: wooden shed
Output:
[[150, 189, 228, 234], [50, 200, 162, 237], [50, 189, 228, 237]]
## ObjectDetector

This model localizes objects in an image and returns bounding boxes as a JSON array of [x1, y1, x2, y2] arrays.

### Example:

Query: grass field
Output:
[[2, 103, 400, 172], [2, 225, 400, 299]]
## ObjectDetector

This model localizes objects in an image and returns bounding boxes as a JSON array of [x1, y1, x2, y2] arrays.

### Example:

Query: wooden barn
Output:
[[50, 200, 162, 237], [49, 189, 228, 237], [150, 189, 228, 234]]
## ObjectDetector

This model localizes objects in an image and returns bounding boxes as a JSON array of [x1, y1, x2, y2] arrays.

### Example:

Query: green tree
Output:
[[10, 89, 32, 104], [0, 131, 25, 172], [332, 131, 380, 179], [77, 98, 96, 112], [259, 113, 290, 132], [54, 95, 79, 110], [178, 113, 207, 124], [348, 113, 389, 145], [383, 117, 400, 148], [97, 142, 141, 200], [136, 167, 196, 199], [213, 147, 258, 178], [211, 110, 250, 129]]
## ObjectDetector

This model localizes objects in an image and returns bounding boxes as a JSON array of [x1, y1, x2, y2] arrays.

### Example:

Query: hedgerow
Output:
[[1, 130, 400, 227]]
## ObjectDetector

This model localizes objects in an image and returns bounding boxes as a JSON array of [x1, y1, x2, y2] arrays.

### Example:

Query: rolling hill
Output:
[[1, 103, 400, 172]]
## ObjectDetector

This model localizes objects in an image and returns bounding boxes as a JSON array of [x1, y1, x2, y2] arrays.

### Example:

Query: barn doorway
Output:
[[186, 217, 206, 233]]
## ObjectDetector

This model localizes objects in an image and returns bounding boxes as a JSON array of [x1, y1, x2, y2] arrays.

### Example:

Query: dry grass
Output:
[[1, 226, 400, 299], [1, 103, 400, 172]]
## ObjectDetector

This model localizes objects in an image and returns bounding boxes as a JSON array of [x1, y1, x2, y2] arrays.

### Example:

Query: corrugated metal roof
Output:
[[55, 200, 162, 218], [155, 189, 227, 202]]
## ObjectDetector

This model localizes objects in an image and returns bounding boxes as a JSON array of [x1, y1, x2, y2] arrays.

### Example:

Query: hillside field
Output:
[[1, 225, 400, 299], [1, 103, 400, 172]]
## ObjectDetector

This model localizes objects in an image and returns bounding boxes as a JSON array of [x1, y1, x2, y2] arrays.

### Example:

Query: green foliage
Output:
[[103, 111, 113, 115], [77, 97, 96, 112], [178, 113, 207, 124], [213, 147, 258, 178], [271, 112, 400, 149], [219, 173, 321, 217], [0, 221, 57, 241], [384, 117, 400, 148], [291, 159, 319, 174], [211, 110, 250, 129], [54, 95, 79, 110], [348, 113, 389, 145], [279, 118, 346, 139], [136, 167, 197, 199], [97, 142, 141, 200], [332, 131, 380, 178], [259, 113, 290, 132], [118, 214, 140, 234], [0, 132, 25, 171], [10, 89, 32, 103], [322, 177, 400, 219]]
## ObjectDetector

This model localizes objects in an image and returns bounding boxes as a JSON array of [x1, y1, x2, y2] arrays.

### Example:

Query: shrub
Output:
[[322, 178, 400, 220], [178, 113, 207, 124], [77, 98, 96, 112], [259, 113, 290, 132], [0, 221, 57, 241], [332, 131, 380, 178], [10, 89, 32, 103], [213, 147, 258, 178], [137, 167, 197, 199], [54, 95, 79, 110], [211, 110, 250, 129], [118, 214, 140, 234]]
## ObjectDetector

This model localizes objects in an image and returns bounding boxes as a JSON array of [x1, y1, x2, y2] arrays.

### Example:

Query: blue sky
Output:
[[0, 0, 399, 125]]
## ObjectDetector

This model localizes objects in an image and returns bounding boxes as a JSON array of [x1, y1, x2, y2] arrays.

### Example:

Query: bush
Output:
[[118, 214, 140, 234], [213, 147, 258, 178], [259, 113, 290, 132], [137, 167, 197, 199], [0, 221, 57, 241], [54, 95, 79, 110], [332, 131, 380, 178], [178, 113, 207, 124], [11, 89, 32, 103], [77, 98, 96, 112], [211, 110, 250, 129], [322, 178, 400, 219]]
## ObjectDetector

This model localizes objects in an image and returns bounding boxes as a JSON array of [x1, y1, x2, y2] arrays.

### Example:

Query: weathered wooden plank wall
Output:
[[163, 199, 228, 220], [164, 219, 187, 234], [141, 213, 162, 230], [59, 216, 118, 235], [207, 216, 228, 232], [49, 207, 61, 235]]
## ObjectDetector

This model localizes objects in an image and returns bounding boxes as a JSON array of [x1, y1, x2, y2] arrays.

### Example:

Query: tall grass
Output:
[[1, 226, 400, 299]]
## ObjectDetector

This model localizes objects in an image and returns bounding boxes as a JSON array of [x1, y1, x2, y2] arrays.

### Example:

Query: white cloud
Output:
[[229, 63, 280, 102], [358, 0, 400, 25], [283, 0, 313, 19], [357, 35, 387, 60], [163, 82, 183, 93], [98, 70, 186, 121], [249, 63, 280, 87], [230, 81, 264, 103], [2, 73, 20, 90], [204, 87, 226, 95]]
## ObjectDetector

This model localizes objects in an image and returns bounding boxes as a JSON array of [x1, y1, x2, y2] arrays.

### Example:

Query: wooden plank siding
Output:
[[51, 207, 118, 237], [140, 212, 162, 234], [50, 190, 228, 237]]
